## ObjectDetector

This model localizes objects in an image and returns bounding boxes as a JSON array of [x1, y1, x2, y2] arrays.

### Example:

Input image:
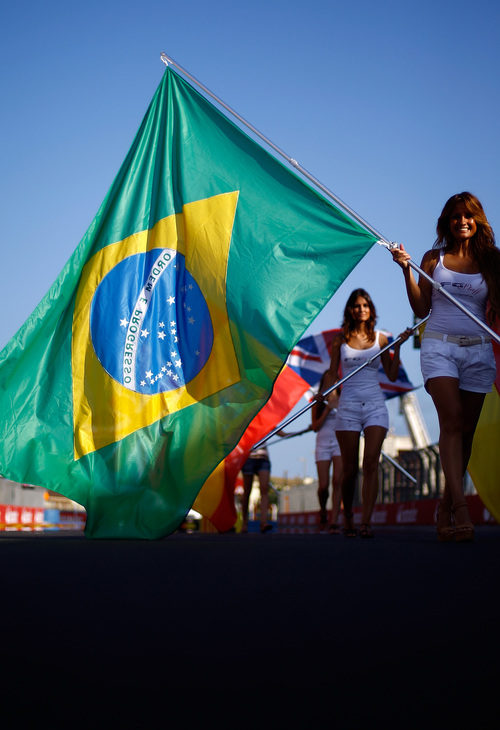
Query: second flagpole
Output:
[[251, 314, 430, 450]]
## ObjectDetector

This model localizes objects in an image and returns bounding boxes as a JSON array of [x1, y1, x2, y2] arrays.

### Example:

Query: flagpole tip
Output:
[[160, 52, 170, 67]]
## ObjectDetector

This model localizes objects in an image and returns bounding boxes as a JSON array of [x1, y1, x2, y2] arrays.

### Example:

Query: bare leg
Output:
[[360, 425, 387, 526], [460, 388, 486, 473], [257, 469, 271, 530], [427, 377, 465, 506], [336, 430, 360, 531], [427, 377, 485, 528], [316, 460, 330, 529], [241, 473, 254, 532], [330, 454, 343, 527]]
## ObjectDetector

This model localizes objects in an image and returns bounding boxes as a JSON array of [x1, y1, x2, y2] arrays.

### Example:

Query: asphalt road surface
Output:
[[2, 526, 499, 727]]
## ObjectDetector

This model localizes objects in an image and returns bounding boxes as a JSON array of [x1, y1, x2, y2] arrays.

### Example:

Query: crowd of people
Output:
[[241, 192, 499, 543]]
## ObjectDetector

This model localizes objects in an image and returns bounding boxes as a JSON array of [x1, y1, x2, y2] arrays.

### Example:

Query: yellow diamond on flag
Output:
[[72, 192, 240, 459]]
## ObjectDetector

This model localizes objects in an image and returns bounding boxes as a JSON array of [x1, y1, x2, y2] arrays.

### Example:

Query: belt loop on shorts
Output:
[[423, 330, 492, 347]]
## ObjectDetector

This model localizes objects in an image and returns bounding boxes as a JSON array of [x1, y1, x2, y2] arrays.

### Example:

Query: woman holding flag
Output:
[[392, 192, 500, 542], [320, 289, 411, 538]]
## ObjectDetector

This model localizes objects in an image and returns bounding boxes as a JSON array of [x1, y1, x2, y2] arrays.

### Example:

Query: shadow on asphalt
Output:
[[2, 527, 499, 725]]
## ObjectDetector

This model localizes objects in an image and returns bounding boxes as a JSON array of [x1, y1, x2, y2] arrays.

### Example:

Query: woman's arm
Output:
[[392, 245, 435, 318], [311, 400, 329, 432], [380, 329, 412, 382], [313, 334, 342, 424], [311, 390, 339, 431], [322, 334, 342, 392]]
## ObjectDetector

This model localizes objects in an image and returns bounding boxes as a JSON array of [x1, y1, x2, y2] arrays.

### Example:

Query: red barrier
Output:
[[0, 505, 45, 531], [278, 494, 497, 533], [0, 504, 86, 531]]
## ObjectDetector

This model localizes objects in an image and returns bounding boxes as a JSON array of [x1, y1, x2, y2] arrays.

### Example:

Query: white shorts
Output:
[[315, 426, 341, 461], [420, 337, 496, 394], [335, 399, 389, 432]]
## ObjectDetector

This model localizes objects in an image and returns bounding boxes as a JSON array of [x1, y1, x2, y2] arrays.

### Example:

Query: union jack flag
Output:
[[286, 328, 415, 401]]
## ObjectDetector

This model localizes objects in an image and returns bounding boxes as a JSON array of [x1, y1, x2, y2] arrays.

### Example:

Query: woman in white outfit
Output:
[[320, 289, 411, 538], [392, 192, 500, 542], [311, 373, 343, 533]]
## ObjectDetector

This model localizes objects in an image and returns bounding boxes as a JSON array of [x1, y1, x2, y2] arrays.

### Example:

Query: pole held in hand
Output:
[[252, 314, 430, 450]]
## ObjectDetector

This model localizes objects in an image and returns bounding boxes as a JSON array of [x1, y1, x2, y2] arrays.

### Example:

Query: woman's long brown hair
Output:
[[434, 192, 500, 323], [341, 288, 377, 341]]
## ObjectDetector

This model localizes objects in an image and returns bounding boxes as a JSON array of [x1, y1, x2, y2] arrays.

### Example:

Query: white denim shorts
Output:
[[315, 427, 341, 462], [335, 399, 389, 432], [420, 337, 496, 394]]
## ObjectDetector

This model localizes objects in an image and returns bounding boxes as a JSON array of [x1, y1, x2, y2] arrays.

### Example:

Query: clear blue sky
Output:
[[1, 0, 499, 479]]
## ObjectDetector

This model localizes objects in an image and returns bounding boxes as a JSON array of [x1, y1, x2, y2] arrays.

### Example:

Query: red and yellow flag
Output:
[[193, 365, 308, 531]]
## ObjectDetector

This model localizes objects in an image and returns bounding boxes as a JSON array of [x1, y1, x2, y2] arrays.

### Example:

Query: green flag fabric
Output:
[[0, 67, 377, 538]]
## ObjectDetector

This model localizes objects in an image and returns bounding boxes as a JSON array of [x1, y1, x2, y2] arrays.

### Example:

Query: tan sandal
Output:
[[436, 499, 455, 542], [453, 502, 474, 543]]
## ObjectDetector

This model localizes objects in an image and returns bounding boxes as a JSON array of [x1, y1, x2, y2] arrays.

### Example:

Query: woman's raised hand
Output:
[[391, 243, 411, 269], [397, 326, 413, 344]]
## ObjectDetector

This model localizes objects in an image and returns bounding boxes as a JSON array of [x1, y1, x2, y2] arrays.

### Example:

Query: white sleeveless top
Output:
[[428, 253, 488, 336], [248, 445, 269, 460], [339, 331, 384, 403]]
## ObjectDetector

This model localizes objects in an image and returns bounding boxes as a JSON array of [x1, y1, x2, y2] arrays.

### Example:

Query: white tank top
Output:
[[248, 445, 269, 460], [339, 331, 384, 403], [428, 253, 488, 336]]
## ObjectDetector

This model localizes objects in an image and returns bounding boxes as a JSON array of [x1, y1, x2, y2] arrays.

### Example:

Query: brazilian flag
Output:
[[0, 66, 377, 538]]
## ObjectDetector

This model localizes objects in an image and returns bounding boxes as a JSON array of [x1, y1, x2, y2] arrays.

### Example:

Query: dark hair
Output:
[[342, 288, 376, 341], [434, 192, 500, 323]]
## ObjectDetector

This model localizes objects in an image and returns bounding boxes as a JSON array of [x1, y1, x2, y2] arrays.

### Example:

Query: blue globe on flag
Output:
[[90, 248, 213, 394]]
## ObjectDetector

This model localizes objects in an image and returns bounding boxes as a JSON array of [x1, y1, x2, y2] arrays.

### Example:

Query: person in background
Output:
[[392, 192, 500, 542], [311, 373, 343, 533], [319, 289, 411, 538], [241, 445, 273, 533]]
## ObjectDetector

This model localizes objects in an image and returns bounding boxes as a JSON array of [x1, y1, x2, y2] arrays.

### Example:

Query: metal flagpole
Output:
[[380, 451, 417, 485], [159, 52, 387, 241], [160, 52, 500, 346], [251, 315, 430, 450], [263, 426, 313, 448]]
